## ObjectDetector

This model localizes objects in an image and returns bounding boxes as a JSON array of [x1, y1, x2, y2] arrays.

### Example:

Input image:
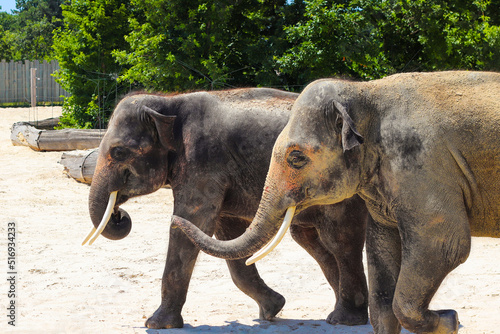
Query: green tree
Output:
[[45, 0, 500, 127], [52, 0, 132, 128], [0, 12, 18, 60], [7, 0, 64, 60], [114, 0, 305, 91], [376, 0, 500, 71], [277, 0, 392, 84], [277, 0, 500, 86]]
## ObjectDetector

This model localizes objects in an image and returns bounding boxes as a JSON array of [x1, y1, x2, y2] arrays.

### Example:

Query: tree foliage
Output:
[[0, 12, 17, 60], [278, 0, 392, 81], [52, 0, 132, 128], [0, 0, 63, 61], [278, 0, 500, 84], [113, 0, 304, 91], [1, 0, 500, 127], [381, 0, 500, 71]]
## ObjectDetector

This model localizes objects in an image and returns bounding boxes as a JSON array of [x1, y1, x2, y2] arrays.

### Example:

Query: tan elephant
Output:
[[173, 71, 500, 333]]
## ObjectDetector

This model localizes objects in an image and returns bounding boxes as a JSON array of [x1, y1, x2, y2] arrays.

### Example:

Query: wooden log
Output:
[[27, 117, 61, 130], [60, 149, 99, 184], [11, 122, 42, 149], [11, 122, 105, 151], [60, 149, 171, 188], [37, 128, 104, 151]]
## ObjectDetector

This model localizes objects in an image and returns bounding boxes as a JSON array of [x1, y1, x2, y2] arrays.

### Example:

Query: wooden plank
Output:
[[0, 59, 6, 103]]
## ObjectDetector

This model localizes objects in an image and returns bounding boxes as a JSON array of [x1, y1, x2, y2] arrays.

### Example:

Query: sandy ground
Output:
[[0, 107, 499, 334]]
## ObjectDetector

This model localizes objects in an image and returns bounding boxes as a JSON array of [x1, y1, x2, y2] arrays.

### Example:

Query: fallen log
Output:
[[26, 117, 61, 130], [11, 122, 105, 151], [60, 149, 171, 189], [60, 149, 99, 184]]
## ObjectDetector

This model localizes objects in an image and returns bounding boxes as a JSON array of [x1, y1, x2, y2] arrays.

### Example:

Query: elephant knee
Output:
[[392, 298, 439, 333]]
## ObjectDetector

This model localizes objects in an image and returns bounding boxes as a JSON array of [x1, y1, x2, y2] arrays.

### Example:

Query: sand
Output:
[[0, 107, 498, 334]]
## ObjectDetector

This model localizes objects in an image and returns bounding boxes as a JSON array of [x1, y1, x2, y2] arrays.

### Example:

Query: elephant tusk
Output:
[[245, 206, 296, 266], [81, 227, 96, 246], [82, 191, 118, 246]]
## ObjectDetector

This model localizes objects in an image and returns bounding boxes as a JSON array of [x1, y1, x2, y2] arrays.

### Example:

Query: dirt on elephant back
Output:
[[209, 88, 297, 112], [0, 106, 499, 334]]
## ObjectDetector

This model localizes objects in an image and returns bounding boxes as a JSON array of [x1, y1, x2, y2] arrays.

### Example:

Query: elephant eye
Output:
[[287, 150, 309, 169], [110, 146, 130, 161]]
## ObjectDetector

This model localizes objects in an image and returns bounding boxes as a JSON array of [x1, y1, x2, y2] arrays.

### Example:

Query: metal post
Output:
[[30, 68, 37, 123]]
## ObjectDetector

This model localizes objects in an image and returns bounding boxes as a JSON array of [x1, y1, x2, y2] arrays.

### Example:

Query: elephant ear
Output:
[[142, 106, 177, 150], [333, 100, 364, 152]]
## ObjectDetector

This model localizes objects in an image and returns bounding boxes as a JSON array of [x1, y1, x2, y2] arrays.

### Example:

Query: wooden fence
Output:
[[0, 59, 70, 104]]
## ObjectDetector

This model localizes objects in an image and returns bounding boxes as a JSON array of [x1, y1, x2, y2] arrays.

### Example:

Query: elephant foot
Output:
[[421, 310, 459, 334], [326, 304, 368, 326], [258, 292, 286, 320], [145, 307, 183, 329]]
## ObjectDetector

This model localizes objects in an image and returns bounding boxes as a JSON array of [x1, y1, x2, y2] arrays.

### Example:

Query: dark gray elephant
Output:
[[83, 88, 370, 329], [172, 71, 500, 333]]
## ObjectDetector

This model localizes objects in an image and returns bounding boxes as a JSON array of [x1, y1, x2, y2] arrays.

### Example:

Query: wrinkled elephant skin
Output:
[[87, 88, 370, 328], [173, 72, 500, 334]]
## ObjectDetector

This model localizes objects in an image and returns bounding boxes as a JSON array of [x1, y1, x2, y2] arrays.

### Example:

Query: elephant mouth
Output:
[[243, 193, 316, 265], [82, 191, 118, 245], [83, 191, 132, 245], [116, 193, 130, 207], [245, 206, 296, 265]]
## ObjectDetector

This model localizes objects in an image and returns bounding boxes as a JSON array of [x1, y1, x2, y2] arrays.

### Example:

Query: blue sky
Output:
[[0, 0, 16, 13]]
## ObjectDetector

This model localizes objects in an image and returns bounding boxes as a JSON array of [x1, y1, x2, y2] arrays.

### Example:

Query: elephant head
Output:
[[83, 94, 177, 245], [172, 80, 365, 263]]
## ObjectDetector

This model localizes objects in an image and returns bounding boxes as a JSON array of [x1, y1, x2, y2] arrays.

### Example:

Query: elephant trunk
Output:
[[172, 182, 295, 261], [84, 165, 132, 244]]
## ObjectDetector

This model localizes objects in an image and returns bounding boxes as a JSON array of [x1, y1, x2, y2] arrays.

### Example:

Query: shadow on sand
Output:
[[143, 318, 377, 333], [141, 317, 462, 333]]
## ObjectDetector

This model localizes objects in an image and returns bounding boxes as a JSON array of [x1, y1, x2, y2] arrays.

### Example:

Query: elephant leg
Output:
[[290, 223, 340, 293], [215, 217, 286, 321], [145, 224, 215, 329], [315, 198, 369, 326], [391, 213, 470, 333], [290, 206, 368, 325], [289, 224, 343, 318], [146, 184, 224, 329], [365, 218, 402, 334]]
